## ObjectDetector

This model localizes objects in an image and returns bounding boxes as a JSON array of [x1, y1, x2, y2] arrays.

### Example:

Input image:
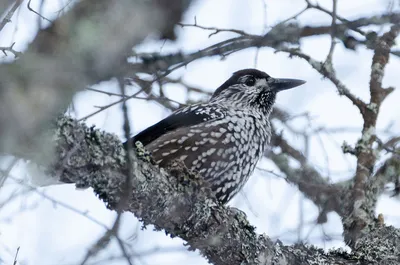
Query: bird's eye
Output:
[[245, 77, 256, 86]]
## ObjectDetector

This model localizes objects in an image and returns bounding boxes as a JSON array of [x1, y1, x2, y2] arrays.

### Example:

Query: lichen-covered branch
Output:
[[274, 26, 399, 246], [1, 2, 399, 263], [343, 25, 399, 246], [24, 116, 399, 265]]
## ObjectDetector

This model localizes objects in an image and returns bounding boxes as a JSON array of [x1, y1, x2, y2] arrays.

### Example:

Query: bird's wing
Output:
[[124, 103, 226, 147]]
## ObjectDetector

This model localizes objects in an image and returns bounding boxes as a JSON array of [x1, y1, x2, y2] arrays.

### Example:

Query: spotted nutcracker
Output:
[[126, 69, 305, 203]]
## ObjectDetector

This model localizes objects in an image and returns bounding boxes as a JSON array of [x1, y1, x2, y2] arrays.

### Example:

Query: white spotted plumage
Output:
[[146, 100, 272, 203], [128, 69, 305, 204]]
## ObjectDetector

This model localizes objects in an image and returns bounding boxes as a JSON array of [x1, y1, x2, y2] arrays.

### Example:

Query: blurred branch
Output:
[[268, 129, 344, 223], [178, 20, 257, 37], [0, 157, 18, 188], [0, 0, 192, 158], [0, 0, 21, 32], [305, 0, 364, 36], [131, 12, 400, 75], [377, 136, 400, 153], [324, 0, 338, 66], [162, 77, 213, 96], [371, 155, 400, 197]]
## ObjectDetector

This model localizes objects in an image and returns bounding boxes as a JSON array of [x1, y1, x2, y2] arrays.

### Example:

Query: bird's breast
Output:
[[145, 108, 271, 202]]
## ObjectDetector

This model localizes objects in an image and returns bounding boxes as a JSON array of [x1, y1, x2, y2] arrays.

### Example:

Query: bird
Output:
[[125, 69, 305, 204]]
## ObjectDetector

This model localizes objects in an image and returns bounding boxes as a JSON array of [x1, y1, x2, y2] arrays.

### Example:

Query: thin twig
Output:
[[6, 173, 111, 229], [277, 47, 367, 114], [0, 158, 19, 188], [305, 0, 365, 36], [0, 0, 22, 32], [273, 5, 309, 28], [178, 20, 257, 38], [27, 0, 51, 23], [324, 0, 338, 65], [78, 89, 143, 121], [86, 87, 128, 98], [0, 42, 22, 57], [113, 76, 135, 265], [79, 78, 137, 265], [13, 246, 20, 265]]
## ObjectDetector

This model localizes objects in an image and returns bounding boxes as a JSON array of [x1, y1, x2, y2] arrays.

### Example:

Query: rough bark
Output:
[[1, 2, 399, 264], [28, 116, 400, 265]]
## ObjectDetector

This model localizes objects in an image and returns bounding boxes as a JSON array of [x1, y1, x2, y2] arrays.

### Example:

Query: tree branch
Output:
[[131, 12, 400, 75], [21, 116, 400, 265], [0, 0, 191, 157], [343, 24, 399, 247]]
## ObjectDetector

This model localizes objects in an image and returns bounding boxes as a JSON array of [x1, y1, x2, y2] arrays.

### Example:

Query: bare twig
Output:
[[324, 0, 338, 66], [133, 12, 400, 82], [0, 157, 18, 188], [27, 0, 51, 23], [376, 136, 400, 154], [85, 87, 128, 98], [114, 77, 134, 265], [0, 42, 22, 57], [6, 173, 111, 229], [78, 89, 143, 121], [0, 0, 22, 32], [267, 128, 344, 218], [79, 78, 135, 265], [273, 5, 308, 28], [13, 246, 20, 265], [305, 0, 365, 36], [178, 19, 256, 38], [277, 47, 367, 115]]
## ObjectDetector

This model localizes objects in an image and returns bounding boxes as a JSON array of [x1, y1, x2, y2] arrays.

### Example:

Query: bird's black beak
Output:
[[271, 78, 306, 92]]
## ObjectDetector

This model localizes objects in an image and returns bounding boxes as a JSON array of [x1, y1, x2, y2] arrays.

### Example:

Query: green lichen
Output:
[[134, 141, 154, 164]]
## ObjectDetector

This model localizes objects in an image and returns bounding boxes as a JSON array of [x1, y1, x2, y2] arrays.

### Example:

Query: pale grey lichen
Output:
[[341, 141, 356, 155], [353, 226, 400, 263], [362, 126, 376, 143], [48, 115, 400, 265], [308, 57, 323, 72], [367, 102, 379, 114], [355, 126, 376, 154], [371, 62, 384, 84]]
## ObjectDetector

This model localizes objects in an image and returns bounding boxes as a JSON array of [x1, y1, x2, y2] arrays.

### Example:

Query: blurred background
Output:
[[0, 0, 399, 264]]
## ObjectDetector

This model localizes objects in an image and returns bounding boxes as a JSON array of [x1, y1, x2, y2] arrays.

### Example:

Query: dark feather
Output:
[[212, 68, 270, 98], [124, 104, 226, 148]]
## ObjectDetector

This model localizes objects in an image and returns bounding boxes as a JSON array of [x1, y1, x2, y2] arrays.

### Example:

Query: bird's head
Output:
[[210, 68, 305, 115]]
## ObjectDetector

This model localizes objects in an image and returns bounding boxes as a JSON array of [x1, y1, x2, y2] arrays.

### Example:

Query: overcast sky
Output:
[[0, 0, 399, 264]]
